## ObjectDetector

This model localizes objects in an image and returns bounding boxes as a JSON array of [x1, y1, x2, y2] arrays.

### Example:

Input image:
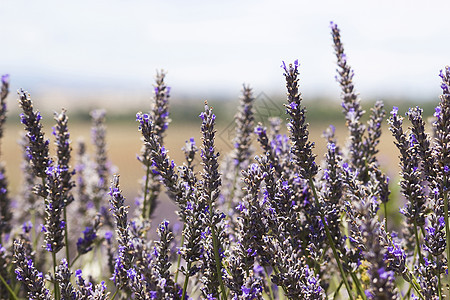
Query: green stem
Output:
[[211, 225, 227, 300], [31, 208, 38, 252], [437, 257, 442, 300], [413, 220, 424, 265], [147, 189, 156, 220], [227, 167, 240, 211], [444, 176, 450, 297], [70, 253, 81, 268], [64, 207, 70, 263], [110, 288, 119, 300], [174, 227, 186, 284], [272, 265, 288, 297], [402, 283, 412, 300], [263, 266, 274, 300], [181, 261, 192, 300], [52, 252, 60, 300], [349, 271, 366, 300], [142, 162, 151, 219], [308, 178, 355, 300], [0, 273, 19, 300], [333, 280, 344, 300], [409, 271, 425, 300]]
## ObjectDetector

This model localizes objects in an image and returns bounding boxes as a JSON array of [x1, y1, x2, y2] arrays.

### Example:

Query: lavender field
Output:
[[0, 22, 449, 300]]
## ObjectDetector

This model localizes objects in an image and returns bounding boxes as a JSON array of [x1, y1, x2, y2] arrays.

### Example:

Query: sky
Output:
[[1, 0, 449, 109]]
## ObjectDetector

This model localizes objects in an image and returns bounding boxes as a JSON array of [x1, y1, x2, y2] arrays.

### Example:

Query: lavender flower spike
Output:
[[137, 70, 171, 219], [151, 69, 171, 141], [90, 109, 109, 209], [435, 65, 450, 282], [0, 74, 9, 147], [55, 258, 80, 299], [153, 220, 178, 299], [0, 168, 12, 241], [53, 109, 75, 207], [13, 239, 51, 299], [232, 84, 255, 167], [18, 89, 51, 179], [331, 22, 367, 176], [108, 175, 133, 289], [42, 165, 67, 254], [198, 102, 227, 299], [282, 60, 317, 179]]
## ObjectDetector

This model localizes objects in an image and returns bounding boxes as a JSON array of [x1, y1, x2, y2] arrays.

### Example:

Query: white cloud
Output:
[[0, 0, 449, 101]]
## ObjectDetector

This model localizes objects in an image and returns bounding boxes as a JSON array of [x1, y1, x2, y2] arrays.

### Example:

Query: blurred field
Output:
[[2, 93, 442, 226], [1, 115, 401, 200]]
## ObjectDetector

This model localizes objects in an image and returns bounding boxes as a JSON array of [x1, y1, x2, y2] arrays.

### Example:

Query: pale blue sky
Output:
[[1, 0, 449, 106]]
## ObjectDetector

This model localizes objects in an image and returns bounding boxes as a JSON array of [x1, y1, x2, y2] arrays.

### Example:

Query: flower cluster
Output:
[[2, 22, 450, 300]]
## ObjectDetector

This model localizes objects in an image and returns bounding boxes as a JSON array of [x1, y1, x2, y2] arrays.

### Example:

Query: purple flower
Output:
[[1, 74, 9, 85], [434, 106, 442, 118], [254, 126, 266, 136], [327, 142, 336, 152], [390, 106, 399, 117], [289, 102, 298, 110], [77, 223, 99, 254], [105, 231, 113, 241], [22, 221, 33, 233], [236, 202, 245, 212]]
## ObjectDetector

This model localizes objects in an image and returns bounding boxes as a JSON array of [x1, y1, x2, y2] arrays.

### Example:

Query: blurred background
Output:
[[0, 0, 449, 204]]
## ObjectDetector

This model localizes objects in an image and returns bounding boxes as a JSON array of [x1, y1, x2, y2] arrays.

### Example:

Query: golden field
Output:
[[1, 117, 400, 199]]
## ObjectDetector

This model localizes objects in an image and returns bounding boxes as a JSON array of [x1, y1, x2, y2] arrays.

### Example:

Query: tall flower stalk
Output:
[[0, 75, 11, 242], [435, 66, 450, 282], [90, 109, 109, 210], [53, 109, 75, 263], [282, 59, 356, 299], [198, 103, 227, 300], [139, 70, 171, 219]]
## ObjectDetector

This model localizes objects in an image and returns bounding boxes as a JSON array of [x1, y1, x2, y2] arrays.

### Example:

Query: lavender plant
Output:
[[138, 70, 171, 220], [0, 74, 11, 242], [1, 22, 450, 300]]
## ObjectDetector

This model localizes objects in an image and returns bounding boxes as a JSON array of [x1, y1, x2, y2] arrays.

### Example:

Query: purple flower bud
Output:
[[327, 143, 336, 152], [236, 202, 245, 212], [329, 21, 337, 30], [289, 102, 298, 110], [22, 221, 33, 233], [390, 106, 399, 117], [434, 106, 442, 118], [254, 126, 266, 136], [105, 231, 113, 241], [1, 74, 9, 85], [329, 124, 336, 134]]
